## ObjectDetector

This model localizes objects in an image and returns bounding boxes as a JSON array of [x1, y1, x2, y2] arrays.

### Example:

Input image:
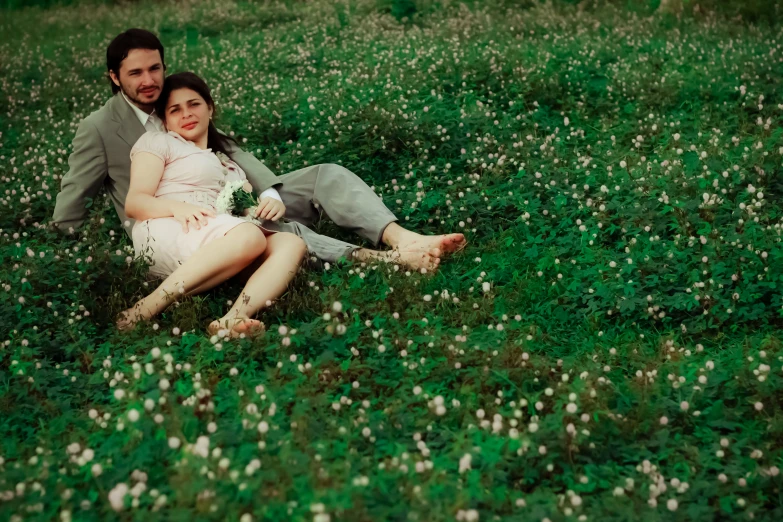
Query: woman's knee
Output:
[[231, 224, 267, 258], [291, 234, 308, 259], [276, 232, 307, 258]]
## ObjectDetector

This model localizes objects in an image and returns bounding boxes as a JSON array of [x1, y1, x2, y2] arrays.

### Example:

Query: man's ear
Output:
[[109, 70, 121, 88]]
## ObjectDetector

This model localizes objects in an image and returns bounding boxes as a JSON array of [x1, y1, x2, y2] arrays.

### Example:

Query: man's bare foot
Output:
[[353, 247, 441, 272], [391, 247, 442, 271], [208, 317, 266, 339], [382, 223, 467, 257], [396, 232, 467, 257]]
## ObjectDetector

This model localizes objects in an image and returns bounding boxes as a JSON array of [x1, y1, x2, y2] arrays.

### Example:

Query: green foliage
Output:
[[1, 0, 783, 520]]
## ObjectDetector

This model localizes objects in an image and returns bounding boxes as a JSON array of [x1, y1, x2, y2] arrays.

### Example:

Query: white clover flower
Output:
[[459, 453, 472, 473], [108, 483, 129, 512], [193, 436, 210, 458]]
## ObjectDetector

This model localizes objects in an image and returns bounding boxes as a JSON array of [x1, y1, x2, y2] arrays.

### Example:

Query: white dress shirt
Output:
[[122, 90, 164, 133], [121, 90, 282, 203]]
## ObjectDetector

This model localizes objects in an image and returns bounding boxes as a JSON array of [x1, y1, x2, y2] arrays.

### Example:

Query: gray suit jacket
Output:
[[51, 93, 281, 238]]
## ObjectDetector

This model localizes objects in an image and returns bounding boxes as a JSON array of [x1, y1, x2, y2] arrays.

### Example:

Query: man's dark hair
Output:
[[156, 72, 238, 157], [106, 28, 166, 94]]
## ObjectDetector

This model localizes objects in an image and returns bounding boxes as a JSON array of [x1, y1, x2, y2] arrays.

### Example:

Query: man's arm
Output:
[[51, 118, 108, 233]]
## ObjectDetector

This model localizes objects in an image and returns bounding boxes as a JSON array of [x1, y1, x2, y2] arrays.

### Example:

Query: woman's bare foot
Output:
[[116, 303, 152, 332], [208, 316, 266, 339]]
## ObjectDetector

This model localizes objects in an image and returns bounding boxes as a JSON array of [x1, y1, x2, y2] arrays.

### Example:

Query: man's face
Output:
[[109, 48, 164, 108]]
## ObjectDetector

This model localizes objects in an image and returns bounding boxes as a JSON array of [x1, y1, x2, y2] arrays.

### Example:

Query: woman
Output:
[[117, 72, 307, 338]]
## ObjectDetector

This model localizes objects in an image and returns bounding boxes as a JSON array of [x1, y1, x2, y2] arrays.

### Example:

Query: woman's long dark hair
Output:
[[155, 72, 237, 157]]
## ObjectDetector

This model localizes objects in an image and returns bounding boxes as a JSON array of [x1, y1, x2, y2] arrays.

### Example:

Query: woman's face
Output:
[[164, 88, 213, 142]]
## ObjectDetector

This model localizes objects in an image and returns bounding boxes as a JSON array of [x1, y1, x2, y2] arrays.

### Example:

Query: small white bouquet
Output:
[[215, 180, 261, 217]]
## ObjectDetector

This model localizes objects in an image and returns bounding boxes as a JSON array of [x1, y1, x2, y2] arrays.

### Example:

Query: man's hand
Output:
[[253, 197, 286, 221]]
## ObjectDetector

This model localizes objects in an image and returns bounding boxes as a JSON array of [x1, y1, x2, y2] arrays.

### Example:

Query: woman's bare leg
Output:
[[208, 232, 307, 338], [117, 223, 267, 330], [183, 231, 276, 296]]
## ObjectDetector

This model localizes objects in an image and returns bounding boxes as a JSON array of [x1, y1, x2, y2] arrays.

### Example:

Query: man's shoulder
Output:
[[79, 94, 121, 131]]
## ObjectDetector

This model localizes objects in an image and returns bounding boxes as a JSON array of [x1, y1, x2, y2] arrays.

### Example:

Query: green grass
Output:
[[1, 0, 783, 520]]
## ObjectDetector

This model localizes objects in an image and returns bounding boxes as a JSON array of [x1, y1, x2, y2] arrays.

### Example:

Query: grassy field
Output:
[[2, 0, 783, 520]]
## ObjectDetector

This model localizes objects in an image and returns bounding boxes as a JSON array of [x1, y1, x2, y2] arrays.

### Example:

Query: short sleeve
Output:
[[130, 131, 171, 163]]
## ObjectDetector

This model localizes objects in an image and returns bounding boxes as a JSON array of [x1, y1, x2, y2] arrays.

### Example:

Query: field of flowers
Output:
[[2, 0, 783, 520]]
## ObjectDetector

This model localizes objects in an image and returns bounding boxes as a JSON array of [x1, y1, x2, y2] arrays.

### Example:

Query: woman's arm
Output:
[[126, 152, 216, 232], [125, 152, 175, 221]]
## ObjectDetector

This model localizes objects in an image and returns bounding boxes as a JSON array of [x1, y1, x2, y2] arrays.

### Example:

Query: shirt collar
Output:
[[121, 90, 161, 127], [167, 130, 187, 143]]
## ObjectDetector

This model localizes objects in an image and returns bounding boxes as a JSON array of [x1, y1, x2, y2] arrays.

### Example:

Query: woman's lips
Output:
[[182, 122, 197, 130]]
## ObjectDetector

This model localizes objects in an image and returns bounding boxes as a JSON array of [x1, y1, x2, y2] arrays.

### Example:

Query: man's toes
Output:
[[438, 234, 465, 253]]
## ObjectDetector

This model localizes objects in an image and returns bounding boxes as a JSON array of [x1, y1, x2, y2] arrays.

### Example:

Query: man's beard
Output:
[[121, 85, 158, 110]]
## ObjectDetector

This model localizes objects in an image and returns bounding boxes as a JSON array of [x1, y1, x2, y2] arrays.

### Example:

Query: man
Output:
[[51, 28, 466, 271]]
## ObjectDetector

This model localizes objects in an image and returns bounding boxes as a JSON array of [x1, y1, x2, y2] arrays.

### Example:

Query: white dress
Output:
[[130, 130, 259, 278]]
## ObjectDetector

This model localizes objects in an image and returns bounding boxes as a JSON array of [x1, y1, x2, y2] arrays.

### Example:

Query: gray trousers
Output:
[[256, 163, 398, 263]]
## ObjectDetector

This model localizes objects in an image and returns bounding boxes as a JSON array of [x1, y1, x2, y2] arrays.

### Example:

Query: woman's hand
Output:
[[253, 197, 286, 221], [171, 201, 216, 233]]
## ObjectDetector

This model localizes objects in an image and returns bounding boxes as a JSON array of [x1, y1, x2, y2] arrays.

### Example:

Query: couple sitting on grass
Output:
[[51, 28, 467, 339]]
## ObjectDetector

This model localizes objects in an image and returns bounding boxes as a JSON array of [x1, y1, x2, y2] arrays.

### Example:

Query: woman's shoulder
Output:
[[135, 130, 194, 146], [162, 130, 207, 154], [133, 130, 172, 147], [131, 131, 179, 161]]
